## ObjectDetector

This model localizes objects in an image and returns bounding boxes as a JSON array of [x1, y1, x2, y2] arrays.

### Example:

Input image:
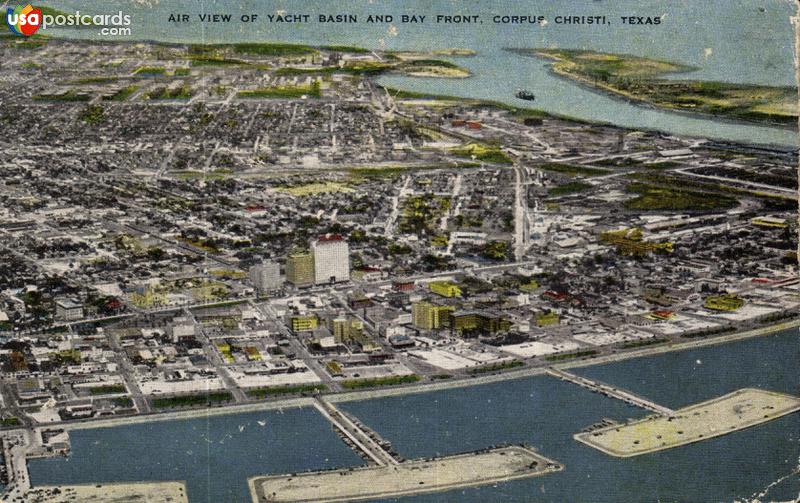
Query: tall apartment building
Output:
[[286, 251, 315, 287], [249, 261, 283, 292], [329, 316, 364, 344], [312, 234, 350, 285]]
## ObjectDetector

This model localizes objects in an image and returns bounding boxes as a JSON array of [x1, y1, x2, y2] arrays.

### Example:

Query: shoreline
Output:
[[377, 75, 798, 150], [26, 34, 798, 149], [521, 50, 797, 133], [43, 318, 800, 432]]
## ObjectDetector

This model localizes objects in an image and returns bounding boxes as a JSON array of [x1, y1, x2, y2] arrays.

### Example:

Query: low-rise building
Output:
[[429, 281, 461, 298]]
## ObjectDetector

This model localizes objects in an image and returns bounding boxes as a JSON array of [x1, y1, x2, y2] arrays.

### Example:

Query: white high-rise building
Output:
[[312, 235, 350, 285], [249, 261, 283, 292]]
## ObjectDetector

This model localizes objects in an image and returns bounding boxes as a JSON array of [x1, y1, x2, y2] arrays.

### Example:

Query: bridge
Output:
[[313, 397, 399, 466], [546, 368, 676, 417]]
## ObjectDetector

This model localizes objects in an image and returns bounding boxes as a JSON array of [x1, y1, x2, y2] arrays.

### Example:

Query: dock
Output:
[[312, 397, 399, 466], [545, 367, 676, 416]]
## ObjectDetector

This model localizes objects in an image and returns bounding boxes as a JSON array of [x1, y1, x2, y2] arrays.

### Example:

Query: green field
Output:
[[451, 143, 513, 164], [629, 172, 796, 208], [319, 45, 369, 53], [232, 42, 317, 56], [275, 181, 353, 196], [526, 48, 797, 126], [548, 181, 592, 196], [0, 417, 21, 427], [88, 384, 126, 395], [397, 59, 470, 77], [625, 182, 738, 211], [238, 81, 321, 99]]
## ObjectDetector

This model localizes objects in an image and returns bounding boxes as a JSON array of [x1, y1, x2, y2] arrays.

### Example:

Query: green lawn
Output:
[[341, 375, 420, 389], [468, 360, 524, 374], [247, 384, 327, 398], [88, 384, 126, 395], [545, 350, 598, 361], [151, 392, 232, 408]]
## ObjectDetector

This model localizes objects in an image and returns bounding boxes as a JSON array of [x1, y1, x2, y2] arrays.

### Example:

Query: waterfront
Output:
[[27, 330, 800, 502], [9, 2, 800, 499], [342, 330, 800, 503], [47, 0, 798, 146], [27, 407, 363, 503], [574, 327, 800, 409]]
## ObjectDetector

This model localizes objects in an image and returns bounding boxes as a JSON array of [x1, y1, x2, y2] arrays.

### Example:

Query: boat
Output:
[[515, 89, 535, 101]]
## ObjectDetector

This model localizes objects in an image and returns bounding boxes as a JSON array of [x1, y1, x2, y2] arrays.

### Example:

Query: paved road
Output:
[[313, 397, 398, 466], [107, 332, 151, 414]]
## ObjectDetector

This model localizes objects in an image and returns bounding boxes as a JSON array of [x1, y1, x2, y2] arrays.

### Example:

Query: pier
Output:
[[576, 388, 800, 457], [312, 397, 399, 466], [1, 431, 32, 501], [248, 445, 562, 503], [545, 368, 676, 416]]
